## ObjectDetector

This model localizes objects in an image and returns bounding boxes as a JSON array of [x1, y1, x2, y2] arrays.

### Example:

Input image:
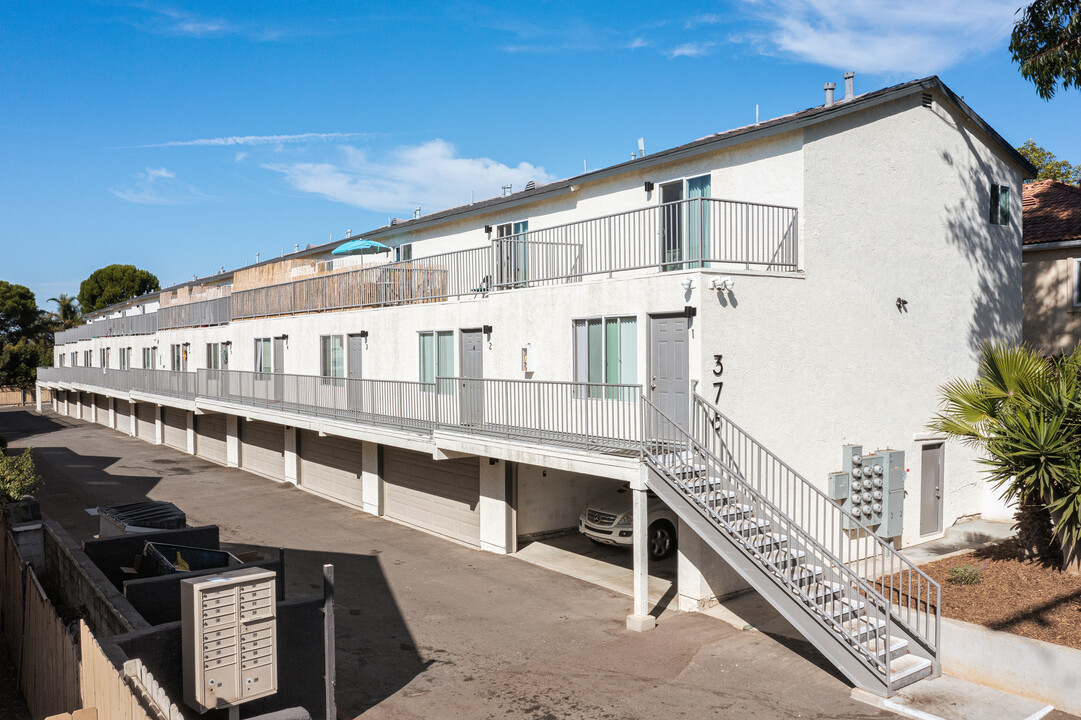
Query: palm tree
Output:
[[48, 294, 80, 329], [929, 342, 1081, 574]]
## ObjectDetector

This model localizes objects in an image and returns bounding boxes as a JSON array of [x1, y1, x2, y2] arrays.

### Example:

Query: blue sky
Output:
[[3, 1, 1079, 309]]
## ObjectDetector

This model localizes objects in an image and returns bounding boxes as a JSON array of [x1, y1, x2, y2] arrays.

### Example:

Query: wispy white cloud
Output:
[[126, 132, 373, 149], [685, 13, 726, 29], [736, 0, 1017, 75], [126, 5, 285, 41], [262, 140, 557, 214], [109, 166, 208, 205], [668, 42, 716, 58]]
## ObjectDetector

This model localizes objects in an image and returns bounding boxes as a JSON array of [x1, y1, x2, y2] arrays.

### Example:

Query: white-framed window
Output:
[[496, 221, 529, 287], [83, 349, 92, 367], [59, 354, 65, 367], [1073, 259, 1081, 309], [660, 173, 711, 269], [70, 352, 76, 367], [990, 183, 1010, 225], [418, 330, 453, 393], [254, 338, 271, 373], [320, 335, 344, 379], [170, 344, 184, 371], [206, 343, 221, 370], [119, 347, 130, 371], [573, 316, 637, 399], [142, 347, 153, 369], [396, 243, 413, 262], [99, 348, 109, 368]]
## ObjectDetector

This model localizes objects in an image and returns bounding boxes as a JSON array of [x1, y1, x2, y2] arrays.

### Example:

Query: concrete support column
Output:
[[284, 427, 299, 485], [128, 401, 137, 436], [35, 385, 42, 414], [61, 392, 68, 416], [627, 467, 656, 632], [108, 397, 116, 429], [186, 411, 196, 455], [75, 393, 82, 420], [479, 458, 512, 554], [154, 406, 163, 445], [90, 395, 98, 424], [361, 441, 382, 516], [226, 415, 239, 467], [677, 518, 751, 612]]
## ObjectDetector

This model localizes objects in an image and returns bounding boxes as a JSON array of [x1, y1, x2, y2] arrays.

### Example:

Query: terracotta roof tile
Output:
[[1023, 180, 1081, 245]]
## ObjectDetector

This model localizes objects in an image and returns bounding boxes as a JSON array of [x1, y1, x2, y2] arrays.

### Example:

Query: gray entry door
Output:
[[347, 334, 364, 411], [921, 443, 944, 535], [273, 337, 286, 404], [460, 330, 484, 425], [649, 314, 689, 433]]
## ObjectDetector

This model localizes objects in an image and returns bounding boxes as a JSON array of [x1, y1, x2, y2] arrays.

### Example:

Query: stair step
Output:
[[711, 503, 752, 520], [818, 598, 865, 624], [749, 532, 787, 553], [888, 653, 934, 690], [685, 477, 727, 494], [861, 635, 909, 662], [763, 548, 806, 569], [800, 581, 842, 603], [730, 518, 770, 537], [786, 564, 824, 587], [841, 616, 886, 643], [700, 490, 739, 508]]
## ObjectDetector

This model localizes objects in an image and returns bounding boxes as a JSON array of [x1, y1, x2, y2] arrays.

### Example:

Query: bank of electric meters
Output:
[[181, 567, 277, 713], [828, 444, 905, 539]]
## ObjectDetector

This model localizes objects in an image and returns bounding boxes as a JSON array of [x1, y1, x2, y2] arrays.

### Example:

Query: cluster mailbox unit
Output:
[[181, 567, 278, 714]]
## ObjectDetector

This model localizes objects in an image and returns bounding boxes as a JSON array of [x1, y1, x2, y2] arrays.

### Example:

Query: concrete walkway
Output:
[[901, 518, 1016, 566]]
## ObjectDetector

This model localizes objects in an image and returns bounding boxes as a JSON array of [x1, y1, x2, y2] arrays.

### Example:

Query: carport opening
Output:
[[512, 469, 676, 610]]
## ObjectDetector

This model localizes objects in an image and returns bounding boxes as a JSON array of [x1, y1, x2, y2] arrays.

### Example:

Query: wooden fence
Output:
[[0, 526, 171, 720], [0, 386, 50, 407]]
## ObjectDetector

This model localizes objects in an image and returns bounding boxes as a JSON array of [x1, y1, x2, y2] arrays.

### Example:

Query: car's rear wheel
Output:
[[648, 520, 676, 560]]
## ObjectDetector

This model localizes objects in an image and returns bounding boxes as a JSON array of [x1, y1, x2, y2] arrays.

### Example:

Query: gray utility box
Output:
[[181, 567, 278, 713], [828, 444, 905, 539]]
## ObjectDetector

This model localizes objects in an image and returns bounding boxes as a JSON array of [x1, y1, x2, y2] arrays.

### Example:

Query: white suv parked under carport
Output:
[[578, 482, 678, 560]]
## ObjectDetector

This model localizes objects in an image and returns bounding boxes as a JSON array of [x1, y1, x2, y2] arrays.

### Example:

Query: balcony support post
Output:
[[627, 465, 656, 632], [361, 441, 382, 516], [226, 415, 239, 467], [186, 410, 196, 455], [154, 405, 163, 445], [128, 401, 137, 436], [108, 397, 116, 429], [35, 385, 42, 414], [284, 427, 298, 485]]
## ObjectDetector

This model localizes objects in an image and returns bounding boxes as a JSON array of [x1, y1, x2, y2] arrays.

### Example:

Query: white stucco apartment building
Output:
[[38, 75, 1034, 696]]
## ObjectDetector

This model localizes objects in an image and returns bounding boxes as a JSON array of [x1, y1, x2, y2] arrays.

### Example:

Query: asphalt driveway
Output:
[[1, 407, 895, 719]]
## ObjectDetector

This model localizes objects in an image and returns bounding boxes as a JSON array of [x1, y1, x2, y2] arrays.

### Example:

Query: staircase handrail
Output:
[[639, 394, 896, 681], [692, 392, 941, 658]]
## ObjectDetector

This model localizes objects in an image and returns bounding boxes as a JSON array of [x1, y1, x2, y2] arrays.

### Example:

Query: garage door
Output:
[[163, 407, 187, 450], [240, 420, 285, 481], [81, 393, 93, 422], [115, 399, 131, 433], [196, 414, 228, 464], [136, 403, 157, 441], [298, 431, 364, 508], [95, 394, 110, 427], [384, 448, 480, 547]]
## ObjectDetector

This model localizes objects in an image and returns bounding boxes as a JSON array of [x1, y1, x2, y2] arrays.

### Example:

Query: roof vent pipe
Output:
[[824, 82, 836, 106], [844, 71, 854, 100]]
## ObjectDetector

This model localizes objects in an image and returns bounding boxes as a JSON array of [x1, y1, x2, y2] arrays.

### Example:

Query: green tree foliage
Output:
[[0, 281, 44, 345], [1017, 139, 1081, 185], [929, 342, 1081, 573], [0, 341, 53, 389], [48, 293, 81, 329], [78, 264, 160, 313], [0, 447, 43, 506], [1010, 0, 1081, 100]]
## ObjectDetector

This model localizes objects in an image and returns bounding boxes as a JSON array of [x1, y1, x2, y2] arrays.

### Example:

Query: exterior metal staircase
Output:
[[640, 393, 940, 697]]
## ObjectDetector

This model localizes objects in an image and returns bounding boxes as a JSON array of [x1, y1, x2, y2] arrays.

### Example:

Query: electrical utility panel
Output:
[[827, 444, 905, 539], [181, 567, 278, 713]]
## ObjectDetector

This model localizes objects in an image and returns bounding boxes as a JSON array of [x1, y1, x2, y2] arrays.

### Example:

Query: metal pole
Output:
[[323, 563, 336, 720]]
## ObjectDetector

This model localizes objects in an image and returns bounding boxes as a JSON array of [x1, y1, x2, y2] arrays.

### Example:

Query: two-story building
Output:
[[37, 74, 1034, 697]]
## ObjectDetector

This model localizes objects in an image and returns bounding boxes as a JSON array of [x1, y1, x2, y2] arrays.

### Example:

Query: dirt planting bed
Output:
[[884, 539, 1081, 650]]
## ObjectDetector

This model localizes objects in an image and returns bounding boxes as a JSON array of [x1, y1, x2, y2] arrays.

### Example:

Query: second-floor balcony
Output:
[[53, 196, 798, 343], [232, 197, 798, 319]]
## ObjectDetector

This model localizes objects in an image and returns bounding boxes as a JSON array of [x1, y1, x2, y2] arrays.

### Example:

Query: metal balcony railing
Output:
[[231, 197, 798, 319], [158, 296, 232, 330]]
